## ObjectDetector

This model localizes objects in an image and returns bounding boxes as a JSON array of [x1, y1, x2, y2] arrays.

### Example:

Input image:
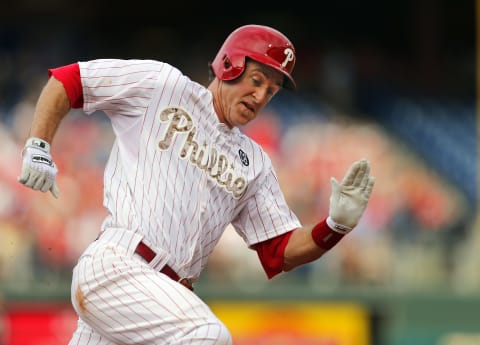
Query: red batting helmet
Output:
[[210, 24, 296, 90]]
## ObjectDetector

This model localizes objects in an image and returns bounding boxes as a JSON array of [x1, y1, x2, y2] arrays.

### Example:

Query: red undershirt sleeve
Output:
[[48, 63, 83, 109], [252, 231, 293, 279]]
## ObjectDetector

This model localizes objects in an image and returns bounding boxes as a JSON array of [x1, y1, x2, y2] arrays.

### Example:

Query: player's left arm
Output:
[[283, 159, 375, 271], [253, 159, 375, 277]]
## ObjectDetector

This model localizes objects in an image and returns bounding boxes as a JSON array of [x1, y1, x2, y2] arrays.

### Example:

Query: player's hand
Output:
[[18, 137, 60, 198], [327, 159, 375, 234]]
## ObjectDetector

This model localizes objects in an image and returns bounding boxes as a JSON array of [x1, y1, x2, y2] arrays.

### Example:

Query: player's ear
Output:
[[208, 62, 215, 82]]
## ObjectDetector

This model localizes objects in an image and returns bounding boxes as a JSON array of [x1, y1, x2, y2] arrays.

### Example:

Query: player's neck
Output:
[[208, 80, 233, 129]]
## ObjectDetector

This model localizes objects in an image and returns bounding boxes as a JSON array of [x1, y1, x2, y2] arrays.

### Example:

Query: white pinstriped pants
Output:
[[68, 240, 232, 345]]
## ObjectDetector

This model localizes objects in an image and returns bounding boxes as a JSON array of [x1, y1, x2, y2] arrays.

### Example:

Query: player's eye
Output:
[[267, 88, 275, 97], [251, 77, 262, 86]]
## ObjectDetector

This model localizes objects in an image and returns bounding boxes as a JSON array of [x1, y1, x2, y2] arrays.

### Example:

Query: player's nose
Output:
[[252, 87, 270, 105]]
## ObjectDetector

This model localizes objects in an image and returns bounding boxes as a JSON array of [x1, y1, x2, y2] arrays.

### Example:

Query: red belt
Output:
[[135, 241, 194, 291]]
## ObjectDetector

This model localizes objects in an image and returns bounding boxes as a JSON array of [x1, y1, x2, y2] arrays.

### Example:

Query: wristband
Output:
[[26, 137, 51, 152], [311, 218, 345, 250], [326, 216, 352, 235]]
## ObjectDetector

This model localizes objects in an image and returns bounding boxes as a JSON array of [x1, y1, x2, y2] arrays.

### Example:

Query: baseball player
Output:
[[18, 24, 375, 344]]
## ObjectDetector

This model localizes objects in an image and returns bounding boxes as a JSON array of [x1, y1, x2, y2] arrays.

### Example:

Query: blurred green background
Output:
[[0, 1, 476, 344]]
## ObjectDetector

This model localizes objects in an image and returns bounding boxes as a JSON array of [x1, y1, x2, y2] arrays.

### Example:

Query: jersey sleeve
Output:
[[78, 59, 164, 117], [231, 154, 301, 247], [251, 231, 294, 279], [48, 63, 83, 109]]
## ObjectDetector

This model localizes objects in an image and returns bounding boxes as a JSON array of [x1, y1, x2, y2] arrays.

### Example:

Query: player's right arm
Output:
[[252, 159, 375, 278], [18, 63, 82, 198], [29, 76, 71, 143]]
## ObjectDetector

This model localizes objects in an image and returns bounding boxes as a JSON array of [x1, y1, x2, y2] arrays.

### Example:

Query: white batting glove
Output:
[[18, 137, 59, 198], [327, 159, 375, 234]]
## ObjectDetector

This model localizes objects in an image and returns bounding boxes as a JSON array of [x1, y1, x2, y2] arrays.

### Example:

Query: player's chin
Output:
[[239, 110, 256, 124], [230, 107, 255, 127], [237, 116, 254, 127]]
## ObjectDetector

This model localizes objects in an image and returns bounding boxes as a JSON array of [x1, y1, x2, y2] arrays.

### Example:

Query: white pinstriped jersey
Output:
[[79, 59, 301, 281]]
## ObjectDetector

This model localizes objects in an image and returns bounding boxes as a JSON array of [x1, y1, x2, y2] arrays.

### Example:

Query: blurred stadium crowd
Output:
[[0, 6, 477, 298]]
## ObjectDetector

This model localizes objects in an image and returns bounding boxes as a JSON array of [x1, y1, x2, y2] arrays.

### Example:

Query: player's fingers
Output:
[[346, 159, 368, 187], [24, 171, 40, 188], [17, 170, 30, 184], [341, 160, 361, 186], [34, 175, 48, 190], [330, 177, 341, 195], [50, 182, 60, 199], [41, 179, 53, 193], [357, 160, 371, 188], [363, 176, 375, 199]]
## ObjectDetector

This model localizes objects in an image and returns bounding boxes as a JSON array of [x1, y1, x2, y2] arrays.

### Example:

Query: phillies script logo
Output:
[[158, 106, 247, 199], [281, 48, 295, 68]]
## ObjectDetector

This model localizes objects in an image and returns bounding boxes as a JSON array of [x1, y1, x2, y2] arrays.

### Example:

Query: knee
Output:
[[191, 319, 232, 345], [211, 322, 232, 345]]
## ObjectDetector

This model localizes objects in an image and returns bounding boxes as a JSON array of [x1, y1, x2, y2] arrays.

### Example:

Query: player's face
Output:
[[214, 61, 284, 128]]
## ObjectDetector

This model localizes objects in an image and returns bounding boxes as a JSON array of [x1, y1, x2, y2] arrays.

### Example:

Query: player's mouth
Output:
[[241, 101, 256, 115]]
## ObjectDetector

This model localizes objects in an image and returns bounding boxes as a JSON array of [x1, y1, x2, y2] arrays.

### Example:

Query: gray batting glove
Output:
[[327, 159, 375, 234], [18, 137, 60, 198]]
